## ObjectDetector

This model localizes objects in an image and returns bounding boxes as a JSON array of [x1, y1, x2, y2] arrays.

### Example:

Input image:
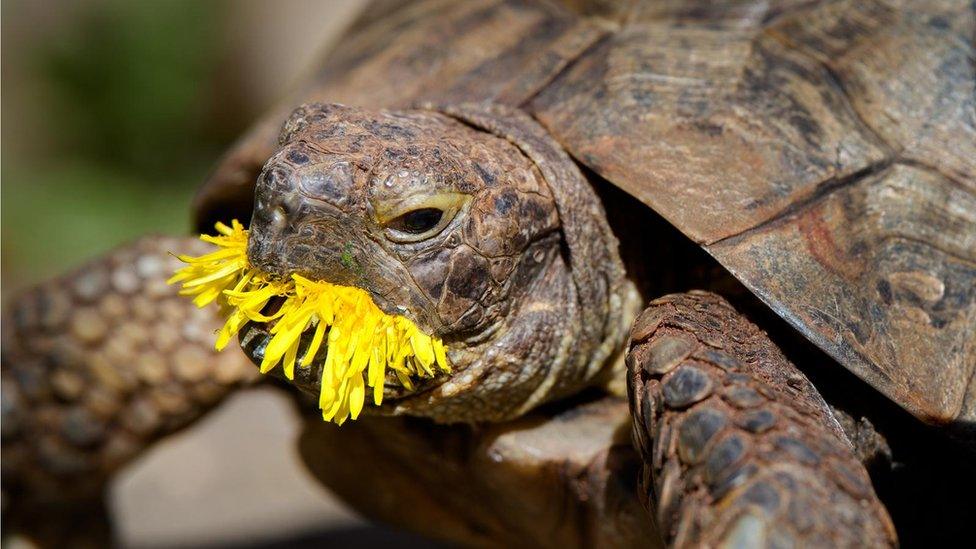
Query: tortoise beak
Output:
[[246, 158, 444, 332], [236, 313, 448, 404]]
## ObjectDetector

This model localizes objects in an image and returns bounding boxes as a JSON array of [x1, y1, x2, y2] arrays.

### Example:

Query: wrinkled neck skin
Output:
[[392, 234, 636, 423], [245, 102, 638, 423]]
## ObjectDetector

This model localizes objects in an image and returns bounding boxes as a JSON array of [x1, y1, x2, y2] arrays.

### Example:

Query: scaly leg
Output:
[[1, 236, 260, 546], [627, 291, 896, 548]]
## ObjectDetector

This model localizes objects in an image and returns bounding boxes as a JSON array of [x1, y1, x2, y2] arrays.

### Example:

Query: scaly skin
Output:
[[2, 104, 897, 548], [243, 102, 637, 422], [627, 291, 896, 547], [1, 236, 259, 545]]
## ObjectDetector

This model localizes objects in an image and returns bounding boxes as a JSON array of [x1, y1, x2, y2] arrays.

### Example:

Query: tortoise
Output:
[[3, 0, 975, 547]]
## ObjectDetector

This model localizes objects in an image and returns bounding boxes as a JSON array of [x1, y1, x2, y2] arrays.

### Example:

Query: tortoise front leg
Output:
[[1, 236, 261, 547], [627, 291, 896, 548]]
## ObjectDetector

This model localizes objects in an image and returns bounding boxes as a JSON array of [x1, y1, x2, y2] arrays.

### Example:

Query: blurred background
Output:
[[3, 1, 442, 547], [2, 0, 362, 294]]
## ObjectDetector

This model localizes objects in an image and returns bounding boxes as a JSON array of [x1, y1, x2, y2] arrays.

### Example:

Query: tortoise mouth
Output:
[[170, 219, 453, 424], [236, 298, 450, 405]]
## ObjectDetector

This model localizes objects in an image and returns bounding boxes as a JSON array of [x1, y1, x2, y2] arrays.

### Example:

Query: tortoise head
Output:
[[242, 102, 635, 422]]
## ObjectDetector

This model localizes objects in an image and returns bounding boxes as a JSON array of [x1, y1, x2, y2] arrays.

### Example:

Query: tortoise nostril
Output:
[[287, 149, 310, 165]]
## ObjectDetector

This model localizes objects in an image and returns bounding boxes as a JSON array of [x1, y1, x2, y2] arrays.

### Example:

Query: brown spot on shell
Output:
[[796, 202, 863, 280], [886, 271, 945, 304]]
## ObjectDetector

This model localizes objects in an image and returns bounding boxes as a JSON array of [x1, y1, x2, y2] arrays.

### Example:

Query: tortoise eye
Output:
[[389, 208, 443, 234], [377, 191, 469, 244]]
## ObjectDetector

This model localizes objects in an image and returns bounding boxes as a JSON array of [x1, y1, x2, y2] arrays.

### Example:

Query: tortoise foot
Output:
[[1, 236, 259, 546], [627, 291, 896, 548]]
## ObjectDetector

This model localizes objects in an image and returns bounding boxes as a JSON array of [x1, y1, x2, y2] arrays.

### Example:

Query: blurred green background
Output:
[[4, 1, 222, 294], [2, 0, 361, 297], [2, 2, 393, 547]]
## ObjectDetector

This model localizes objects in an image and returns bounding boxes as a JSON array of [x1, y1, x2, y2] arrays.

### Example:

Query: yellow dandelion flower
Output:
[[169, 220, 450, 424], [167, 220, 250, 308]]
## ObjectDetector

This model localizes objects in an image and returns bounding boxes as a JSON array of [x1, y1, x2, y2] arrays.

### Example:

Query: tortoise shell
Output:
[[193, 0, 976, 428]]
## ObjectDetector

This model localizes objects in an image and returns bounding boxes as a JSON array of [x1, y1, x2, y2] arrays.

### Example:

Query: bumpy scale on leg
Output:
[[1, 236, 259, 546], [627, 291, 896, 548]]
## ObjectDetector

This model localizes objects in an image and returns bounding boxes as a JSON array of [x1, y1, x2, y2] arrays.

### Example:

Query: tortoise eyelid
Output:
[[379, 192, 470, 243]]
